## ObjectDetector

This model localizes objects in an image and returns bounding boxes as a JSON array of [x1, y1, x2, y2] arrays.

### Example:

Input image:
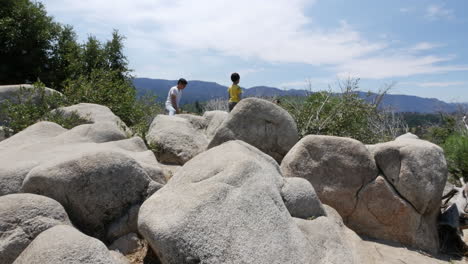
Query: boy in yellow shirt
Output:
[[228, 72, 242, 112]]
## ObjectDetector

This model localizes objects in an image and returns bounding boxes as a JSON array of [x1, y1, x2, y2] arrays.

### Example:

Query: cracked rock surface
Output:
[[281, 133, 447, 253]]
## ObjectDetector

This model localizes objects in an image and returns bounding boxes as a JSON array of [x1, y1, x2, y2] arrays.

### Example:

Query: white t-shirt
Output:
[[165, 86, 182, 107]]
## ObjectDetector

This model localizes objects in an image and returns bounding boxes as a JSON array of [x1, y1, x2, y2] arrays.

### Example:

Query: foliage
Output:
[[0, 0, 60, 85], [131, 93, 164, 138], [203, 98, 229, 112], [41, 110, 91, 129], [63, 69, 136, 124], [443, 133, 468, 181], [0, 0, 162, 141], [280, 78, 406, 144], [0, 82, 87, 133]]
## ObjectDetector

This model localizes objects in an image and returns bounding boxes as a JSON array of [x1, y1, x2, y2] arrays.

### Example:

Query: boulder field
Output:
[[0, 98, 462, 263]]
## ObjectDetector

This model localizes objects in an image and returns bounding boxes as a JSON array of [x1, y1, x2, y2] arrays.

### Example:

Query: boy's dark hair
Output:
[[231, 73, 240, 83], [178, 78, 188, 85]]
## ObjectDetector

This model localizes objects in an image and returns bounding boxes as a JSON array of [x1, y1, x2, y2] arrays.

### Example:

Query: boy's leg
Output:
[[228, 102, 237, 112], [166, 105, 177, 116]]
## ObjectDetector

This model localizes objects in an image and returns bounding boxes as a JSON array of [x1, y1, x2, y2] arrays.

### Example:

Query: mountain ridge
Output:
[[133, 78, 465, 113]]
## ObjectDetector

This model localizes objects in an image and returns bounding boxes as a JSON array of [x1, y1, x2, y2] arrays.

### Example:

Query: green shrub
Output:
[[63, 69, 137, 125], [0, 82, 66, 133], [280, 79, 404, 144], [41, 110, 91, 129], [130, 92, 163, 138], [443, 133, 468, 181]]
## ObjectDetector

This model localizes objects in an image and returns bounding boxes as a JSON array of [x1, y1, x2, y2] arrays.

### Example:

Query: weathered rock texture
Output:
[[21, 150, 153, 239], [57, 103, 130, 136], [0, 107, 165, 239], [0, 194, 71, 264], [281, 136, 378, 217], [208, 98, 299, 162], [146, 115, 209, 165], [0, 112, 165, 196], [281, 134, 447, 253], [139, 140, 363, 264], [145, 110, 229, 165], [13, 225, 120, 264]]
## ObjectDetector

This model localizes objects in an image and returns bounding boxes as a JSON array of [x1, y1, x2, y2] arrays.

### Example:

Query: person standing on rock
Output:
[[228, 73, 242, 112], [166, 78, 187, 116]]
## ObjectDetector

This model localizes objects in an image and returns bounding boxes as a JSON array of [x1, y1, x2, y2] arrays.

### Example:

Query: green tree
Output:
[[48, 25, 83, 91], [443, 133, 468, 182], [105, 30, 129, 79], [82, 36, 106, 75], [0, 0, 60, 85]]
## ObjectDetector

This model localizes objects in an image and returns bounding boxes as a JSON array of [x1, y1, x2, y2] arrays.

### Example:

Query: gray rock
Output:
[[0, 84, 60, 104], [21, 150, 154, 239], [203, 110, 228, 140], [146, 115, 208, 165], [0, 194, 71, 264], [347, 176, 438, 253], [139, 140, 361, 264], [107, 205, 140, 242], [13, 225, 119, 264], [0, 121, 165, 196], [281, 134, 447, 253], [177, 114, 208, 130], [281, 177, 325, 219], [208, 98, 298, 162], [0, 85, 62, 127], [109, 233, 143, 255], [372, 138, 447, 215], [57, 103, 131, 136], [396, 132, 419, 140], [281, 135, 378, 218]]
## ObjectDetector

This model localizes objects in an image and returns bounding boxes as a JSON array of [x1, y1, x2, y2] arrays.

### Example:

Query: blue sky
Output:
[[41, 0, 468, 102]]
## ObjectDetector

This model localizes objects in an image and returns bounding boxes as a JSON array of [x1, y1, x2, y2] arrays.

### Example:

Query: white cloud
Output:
[[417, 81, 466, 87], [336, 55, 468, 79], [41, 0, 467, 80], [426, 4, 454, 20], [399, 7, 410, 13], [410, 42, 443, 52]]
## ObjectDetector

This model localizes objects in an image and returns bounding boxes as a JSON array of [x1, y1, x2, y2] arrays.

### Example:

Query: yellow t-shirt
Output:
[[228, 84, 242, 103]]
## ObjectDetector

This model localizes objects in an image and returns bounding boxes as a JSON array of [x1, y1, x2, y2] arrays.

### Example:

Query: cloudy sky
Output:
[[41, 0, 468, 102]]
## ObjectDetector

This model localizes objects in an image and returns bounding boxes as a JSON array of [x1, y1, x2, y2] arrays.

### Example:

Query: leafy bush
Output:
[[443, 133, 468, 181], [0, 82, 89, 133], [131, 93, 164, 138], [280, 79, 406, 144], [42, 110, 91, 129], [63, 69, 136, 124]]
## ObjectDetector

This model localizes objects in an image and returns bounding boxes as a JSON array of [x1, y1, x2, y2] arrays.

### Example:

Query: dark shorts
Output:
[[228, 102, 237, 112]]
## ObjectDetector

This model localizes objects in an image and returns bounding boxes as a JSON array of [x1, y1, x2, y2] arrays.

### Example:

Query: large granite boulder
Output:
[[13, 225, 120, 264], [139, 140, 363, 264], [281, 177, 326, 219], [207, 98, 299, 162], [203, 110, 228, 140], [56, 103, 130, 136], [0, 194, 71, 264], [281, 134, 447, 253], [21, 149, 155, 239], [281, 135, 378, 218], [0, 120, 165, 196], [146, 114, 209, 165]]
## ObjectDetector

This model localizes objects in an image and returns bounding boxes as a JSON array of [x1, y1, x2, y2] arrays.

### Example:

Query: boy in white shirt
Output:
[[165, 78, 187, 116]]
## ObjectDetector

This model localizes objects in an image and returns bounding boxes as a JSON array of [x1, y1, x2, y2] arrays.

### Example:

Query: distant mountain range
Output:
[[133, 78, 465, 113]]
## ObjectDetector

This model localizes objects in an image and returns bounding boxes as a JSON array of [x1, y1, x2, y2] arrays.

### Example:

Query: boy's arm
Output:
[[171, 94, 178, 113]]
